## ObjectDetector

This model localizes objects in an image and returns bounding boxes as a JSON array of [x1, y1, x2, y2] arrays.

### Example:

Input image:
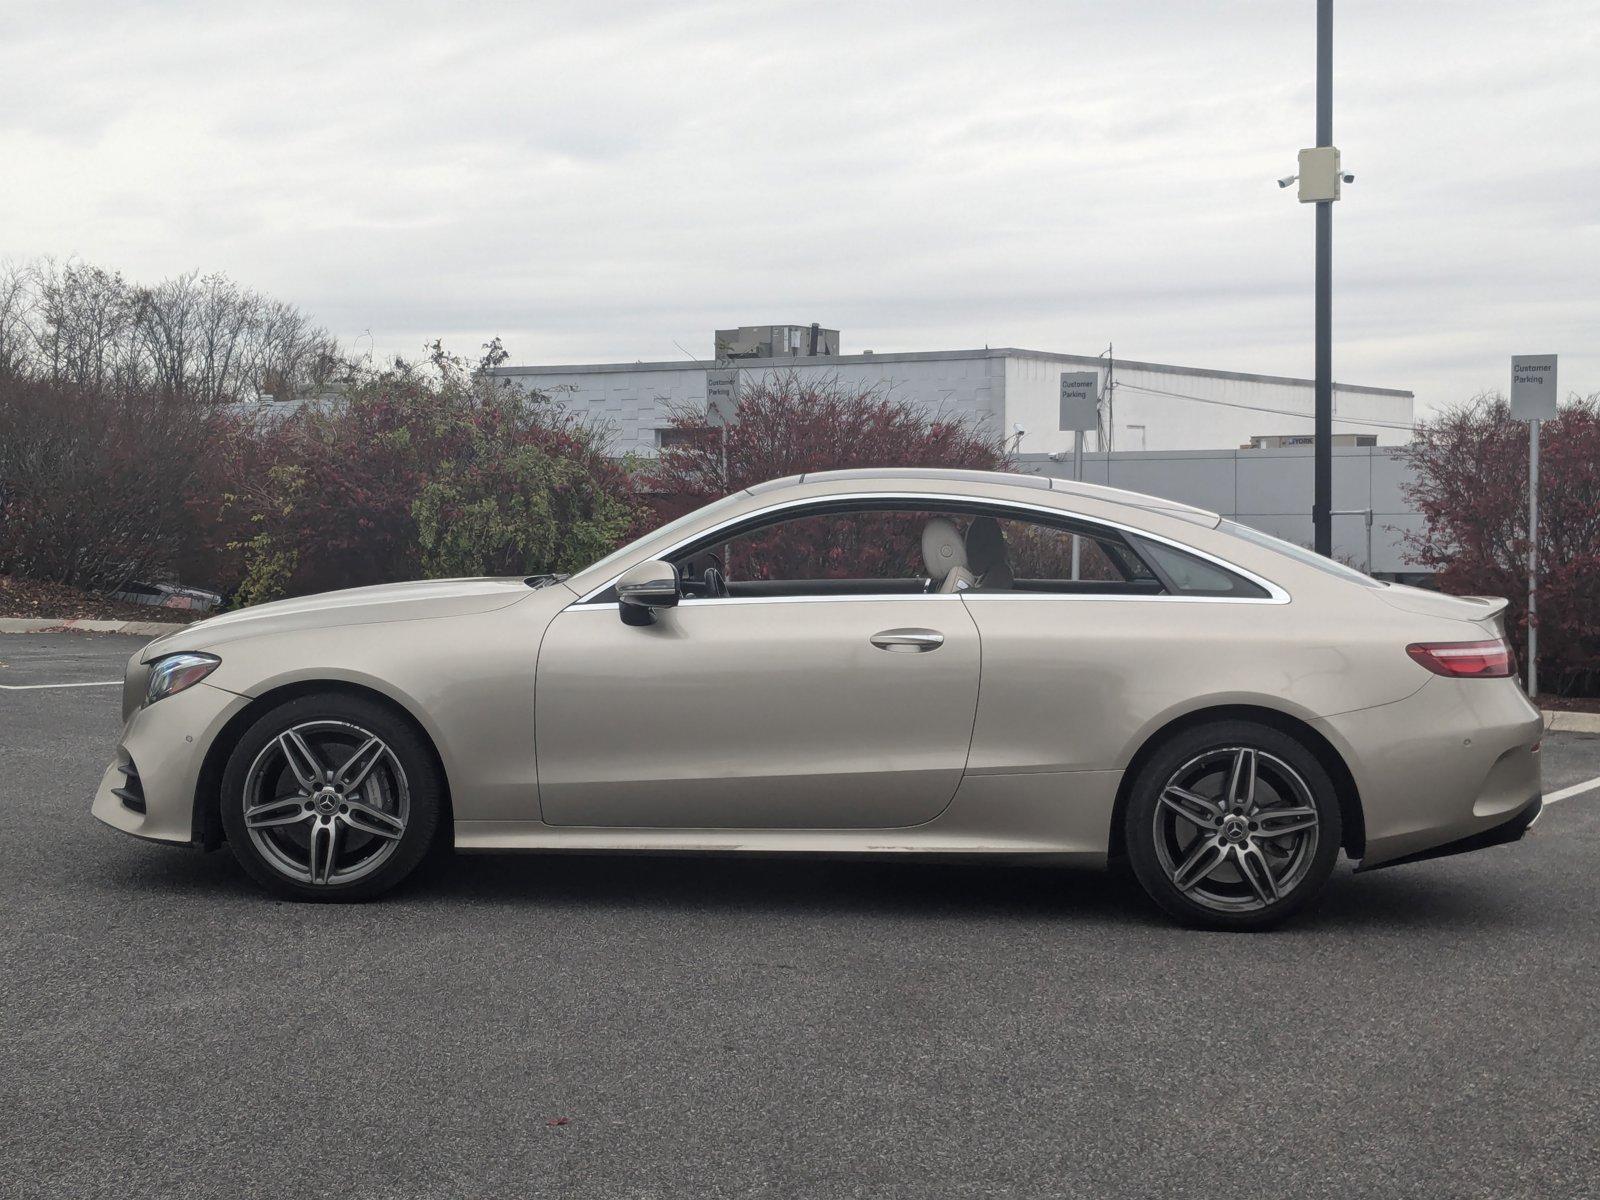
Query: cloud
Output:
[[2, 0, 1595, 412]]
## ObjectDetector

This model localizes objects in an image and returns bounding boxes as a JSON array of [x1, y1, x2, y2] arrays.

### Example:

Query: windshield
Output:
[[1216, 519, 1380, 588], [571, 490, 755, 583]]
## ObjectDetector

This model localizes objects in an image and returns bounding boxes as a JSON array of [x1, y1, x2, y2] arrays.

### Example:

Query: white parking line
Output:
[[0, 681, 120, 690], [1545, 774, 1600, 806]]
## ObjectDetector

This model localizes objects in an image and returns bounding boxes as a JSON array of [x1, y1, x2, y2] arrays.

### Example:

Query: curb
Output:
[[0, 617, 188, 636], [1544, 710, 1600, 735]]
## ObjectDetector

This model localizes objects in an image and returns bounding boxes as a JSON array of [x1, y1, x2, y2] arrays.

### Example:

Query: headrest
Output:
[[921, 517, 968, 581], [965, 516, 1007, 575]]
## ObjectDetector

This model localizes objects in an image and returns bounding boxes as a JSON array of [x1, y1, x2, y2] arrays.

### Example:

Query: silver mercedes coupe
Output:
[[94, 468, 1544, 928]]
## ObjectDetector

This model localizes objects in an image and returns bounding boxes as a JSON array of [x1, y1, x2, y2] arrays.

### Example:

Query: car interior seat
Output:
[[921, 517, 975, 593], [964, 516, 1014, 589]]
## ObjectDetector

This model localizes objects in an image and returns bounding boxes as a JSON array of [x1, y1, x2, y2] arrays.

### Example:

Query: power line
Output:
[[1115, 381, 1417, 431]]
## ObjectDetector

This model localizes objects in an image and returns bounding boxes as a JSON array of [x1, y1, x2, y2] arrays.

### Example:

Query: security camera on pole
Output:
[[1510, 354, 1557, 699]]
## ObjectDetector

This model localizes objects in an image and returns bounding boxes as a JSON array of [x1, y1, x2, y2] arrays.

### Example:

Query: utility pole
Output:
[[1281, 2, 1348, 556], [1098, 343, 1116, 455], [1312, 0, 1334, 556]]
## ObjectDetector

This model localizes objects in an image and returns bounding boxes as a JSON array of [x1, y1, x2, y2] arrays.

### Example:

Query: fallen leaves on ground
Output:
[[0, 575, 206, 623]]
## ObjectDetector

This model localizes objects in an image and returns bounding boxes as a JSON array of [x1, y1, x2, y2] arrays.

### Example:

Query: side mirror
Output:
[[616, 559, 680, 625]]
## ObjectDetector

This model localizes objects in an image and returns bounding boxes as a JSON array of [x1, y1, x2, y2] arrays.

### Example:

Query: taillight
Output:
[[1405, 639, 1516, 678]]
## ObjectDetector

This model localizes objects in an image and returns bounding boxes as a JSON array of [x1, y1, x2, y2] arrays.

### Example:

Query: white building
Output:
[[494, 336, 1414, 457]]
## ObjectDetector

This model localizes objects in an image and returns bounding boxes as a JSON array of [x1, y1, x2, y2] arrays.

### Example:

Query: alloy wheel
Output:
[[1151, 746, 1321, 914], [241, 719, 410, 886]]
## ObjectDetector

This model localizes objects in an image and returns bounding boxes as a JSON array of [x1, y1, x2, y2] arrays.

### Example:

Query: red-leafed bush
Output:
[[0, 377, 226, 590], [207, 346, 637, 604], [1401, 394, 1600, 695], [637, 373, 1008, 579]]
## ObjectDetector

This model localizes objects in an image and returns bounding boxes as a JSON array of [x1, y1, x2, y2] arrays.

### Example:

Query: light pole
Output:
[[1313, 0, 1333, 558], [1279, 0, 1350, 558]]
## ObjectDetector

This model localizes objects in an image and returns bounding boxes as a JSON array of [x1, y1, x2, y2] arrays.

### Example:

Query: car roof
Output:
[[748, 467, 1220, 528]]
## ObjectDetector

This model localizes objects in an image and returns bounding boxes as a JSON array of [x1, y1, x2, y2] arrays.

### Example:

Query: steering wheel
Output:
[[679, 551, 729, 598], [698, 548, 728, 597]]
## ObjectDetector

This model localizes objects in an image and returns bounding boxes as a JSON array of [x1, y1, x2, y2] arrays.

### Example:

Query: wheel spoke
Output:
[[1255, 806, 1319, 838], [1171, 836, 1229, 893], [1159, 786, 1222, 831], [1236, 843, 1281, 905], [340, 799, 405, 841], [308, 818, 341, 885], [279, 729, 326, 791], [244, 796, 311, 830], [335, 737, 388, 793], [1227, 748, 1257, 812]]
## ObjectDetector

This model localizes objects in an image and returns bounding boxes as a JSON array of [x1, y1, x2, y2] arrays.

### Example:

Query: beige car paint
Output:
[[94, 467, 1543, 872], [93, 680, 252, 843], [960, 594, 1432, 780], [1317, 674, 1543, 864], [534, 595, 981, 827]]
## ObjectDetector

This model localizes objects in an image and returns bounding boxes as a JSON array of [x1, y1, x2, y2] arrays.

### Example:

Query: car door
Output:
[[534, 594, 980, 828], [533, 500, 984, 829]]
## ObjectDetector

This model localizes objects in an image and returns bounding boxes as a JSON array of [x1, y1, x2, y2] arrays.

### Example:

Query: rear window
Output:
[[1215, 520, 1379, 588], [1131, 536, 1269, 599]]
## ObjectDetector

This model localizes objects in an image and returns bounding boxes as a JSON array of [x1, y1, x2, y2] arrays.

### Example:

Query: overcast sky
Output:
[[3, 0, 1595, 414]]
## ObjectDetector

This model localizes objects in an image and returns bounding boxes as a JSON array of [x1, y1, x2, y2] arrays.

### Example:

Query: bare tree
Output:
[[28, 258, 139, 389], [192, 273, 258, 402], [244, 298, 340, 400], [0, 256, 342, 402], [135, 270, 200, 397], [0, 261, 30, 383]]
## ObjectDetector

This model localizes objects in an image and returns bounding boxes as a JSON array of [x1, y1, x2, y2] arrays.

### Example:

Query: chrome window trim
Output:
[[957, 591, 1281, 606], [571, 491, 1290, 607], [572, 594, 969, 612]]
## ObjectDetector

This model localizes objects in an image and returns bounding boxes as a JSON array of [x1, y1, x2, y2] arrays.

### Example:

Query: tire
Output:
[[219, 693, 443, 902], [1124, 720, 1342, 930]]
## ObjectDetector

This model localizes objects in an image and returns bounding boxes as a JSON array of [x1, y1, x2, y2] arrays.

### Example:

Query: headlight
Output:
[[146, 653, 221, 705]]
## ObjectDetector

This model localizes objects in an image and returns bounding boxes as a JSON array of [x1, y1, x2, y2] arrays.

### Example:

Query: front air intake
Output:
[[113, 758, 146, 814]]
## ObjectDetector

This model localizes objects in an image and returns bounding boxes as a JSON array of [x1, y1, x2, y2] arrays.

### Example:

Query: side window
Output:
[[1130, 536, 1269, 598], [675, 507, 945, 598], [967, 516, 1160, 594], [659, 503, 1191, 600], [990, 518, 1157, 587], [714, 509, 929, 584]]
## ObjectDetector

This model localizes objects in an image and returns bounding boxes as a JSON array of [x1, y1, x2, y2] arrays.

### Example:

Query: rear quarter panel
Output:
[[960, 590, 1432, 776]]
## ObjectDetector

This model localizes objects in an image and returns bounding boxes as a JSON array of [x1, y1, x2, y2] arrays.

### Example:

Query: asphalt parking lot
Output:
[[2, 632, 1597, 1200]]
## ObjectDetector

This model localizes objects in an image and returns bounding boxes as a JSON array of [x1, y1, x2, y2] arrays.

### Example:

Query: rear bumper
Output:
[[1316, 676, 1543, 870], [1355, 795, 1541, 872]]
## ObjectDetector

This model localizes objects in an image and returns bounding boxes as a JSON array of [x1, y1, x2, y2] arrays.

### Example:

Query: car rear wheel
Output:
[[220, 694, 442, 902], [1125, 720, 1342, 930]]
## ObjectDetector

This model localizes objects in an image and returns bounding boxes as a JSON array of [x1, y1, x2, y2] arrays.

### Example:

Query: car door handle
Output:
[[870, 628, 944, 652]]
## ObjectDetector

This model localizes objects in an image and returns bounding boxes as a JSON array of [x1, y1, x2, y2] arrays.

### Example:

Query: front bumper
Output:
[[92, 681, 251, 844]]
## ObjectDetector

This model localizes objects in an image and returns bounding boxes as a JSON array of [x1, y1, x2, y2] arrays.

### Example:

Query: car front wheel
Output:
[[219, 693, 442, 901], [1125, 720, 1342, 930]]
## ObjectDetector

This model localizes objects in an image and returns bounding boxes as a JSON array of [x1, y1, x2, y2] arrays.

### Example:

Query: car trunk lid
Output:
[[1376, 584, 1511, 635]]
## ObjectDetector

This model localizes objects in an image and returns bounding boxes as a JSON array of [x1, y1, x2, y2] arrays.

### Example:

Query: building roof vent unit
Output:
[[715, 324, 840, 361]]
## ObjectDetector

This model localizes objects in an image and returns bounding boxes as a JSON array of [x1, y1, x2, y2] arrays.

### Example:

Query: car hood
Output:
[[1375, 584, 1511, 633], [141, 577, 536, 659]]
